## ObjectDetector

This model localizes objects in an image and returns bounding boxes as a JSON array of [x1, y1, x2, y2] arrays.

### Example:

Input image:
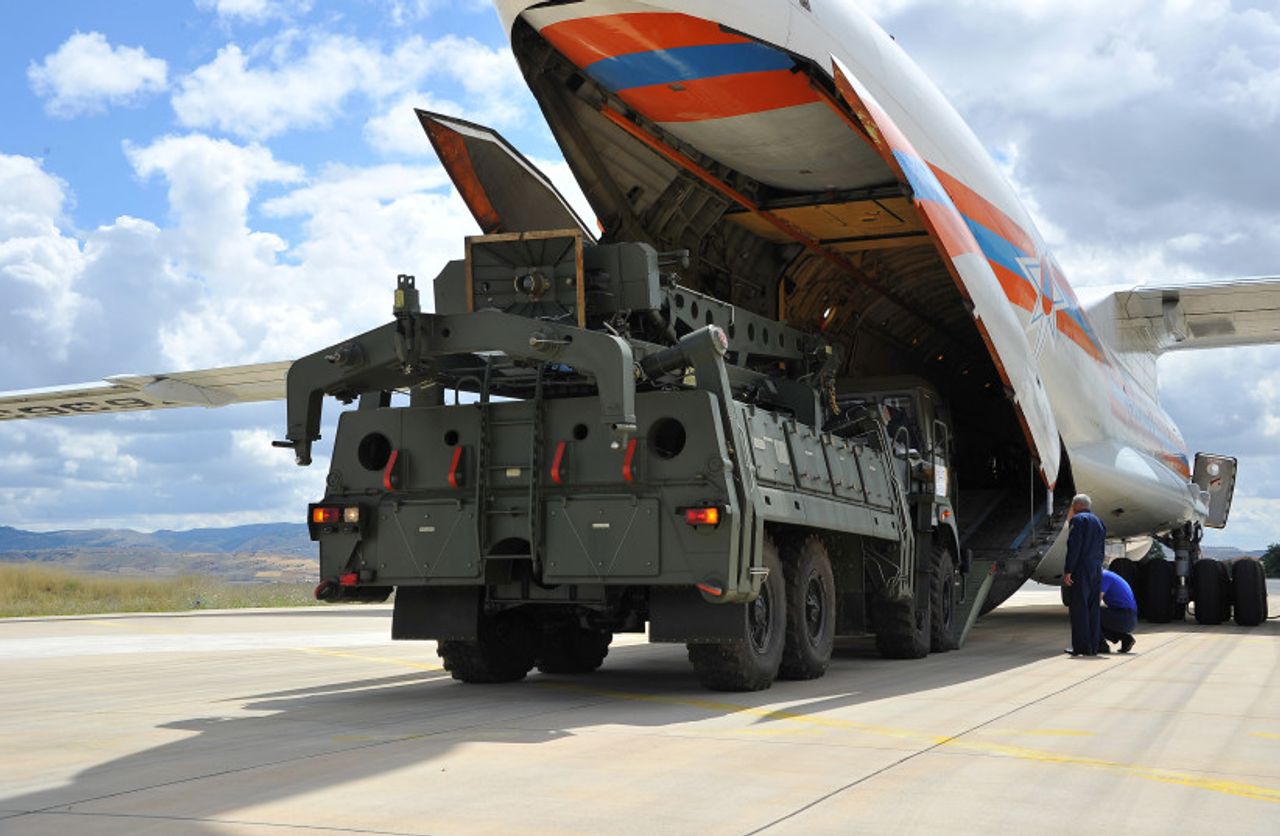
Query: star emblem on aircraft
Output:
[[1017, 254, 1064, 358]]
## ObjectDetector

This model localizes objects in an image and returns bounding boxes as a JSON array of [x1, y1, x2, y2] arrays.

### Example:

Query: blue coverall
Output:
[[1064, 511, 1106, 654]]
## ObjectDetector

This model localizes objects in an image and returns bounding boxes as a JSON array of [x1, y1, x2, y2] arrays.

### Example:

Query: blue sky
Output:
[[1, 0, 1278, 550]]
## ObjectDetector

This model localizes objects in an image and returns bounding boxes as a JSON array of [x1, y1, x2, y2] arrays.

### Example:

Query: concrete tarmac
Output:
[[2, 583, 1278, 835]]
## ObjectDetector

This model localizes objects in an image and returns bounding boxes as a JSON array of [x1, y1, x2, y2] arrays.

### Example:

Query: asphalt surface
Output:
[[2, 582, 1278, 835]]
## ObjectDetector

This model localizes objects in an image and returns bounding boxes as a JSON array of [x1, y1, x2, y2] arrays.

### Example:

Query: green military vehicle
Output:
[[279, 230, 982, 691]]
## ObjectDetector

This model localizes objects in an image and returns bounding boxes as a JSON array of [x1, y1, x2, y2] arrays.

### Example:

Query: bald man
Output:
[[1063, 494, 1105, 656]]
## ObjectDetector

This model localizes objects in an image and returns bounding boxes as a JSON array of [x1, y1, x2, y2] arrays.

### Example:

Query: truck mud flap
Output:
[[649, 587, 747, 643], [392, 586, 480, 641]]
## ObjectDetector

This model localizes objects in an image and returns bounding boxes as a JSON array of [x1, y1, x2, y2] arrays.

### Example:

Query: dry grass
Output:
[[0, 563, 318, 618]]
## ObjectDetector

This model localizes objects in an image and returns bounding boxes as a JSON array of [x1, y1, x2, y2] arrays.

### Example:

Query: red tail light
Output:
[[312, 507, 339, 524], [684, 506, 721, 527], [338, 572, 358, 587]]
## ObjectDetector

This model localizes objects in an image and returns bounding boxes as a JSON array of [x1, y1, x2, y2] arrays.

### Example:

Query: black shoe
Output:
[[1063, 648, 1081, 656], [1097, 643, 1111, 654], [1119, 635, 1135, 654]]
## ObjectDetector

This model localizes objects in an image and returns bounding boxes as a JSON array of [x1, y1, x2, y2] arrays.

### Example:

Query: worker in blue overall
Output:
[[1097, 568, 1138, 654], [1063, 494, 1106, 656]]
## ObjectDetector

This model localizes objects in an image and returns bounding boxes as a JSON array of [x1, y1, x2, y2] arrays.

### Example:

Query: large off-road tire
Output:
[[437, 611, 536, 683], [687, 540, 786, 691], [1142, 559, 1177, 624], [536, 626, 612, 674], [1109, 557, 1143, 614], [778, 535, 836, 681], [1192, 559, 1230, 625], [874, 560, 932, 660], [1231, 558, 1268, 627], [930, 542, 961, 652]]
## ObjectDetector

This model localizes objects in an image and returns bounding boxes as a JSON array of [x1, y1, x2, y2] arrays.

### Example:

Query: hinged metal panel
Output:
[[1192, 453, 1238, 529]]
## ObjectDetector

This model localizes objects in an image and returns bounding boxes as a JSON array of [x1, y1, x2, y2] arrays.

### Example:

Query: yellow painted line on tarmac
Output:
[[976, 728, 1094, 738], [536, 681, 1280, 805], [287, 647, 1280, 805], [1252, 732, 1280, 741], [295, 646, 443, 672]]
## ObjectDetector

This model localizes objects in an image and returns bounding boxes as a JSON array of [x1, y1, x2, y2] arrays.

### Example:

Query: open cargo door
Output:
[[417, 110, 595, 239], [1193, 453, 1237, 529], [828, 56, 1061, 488]]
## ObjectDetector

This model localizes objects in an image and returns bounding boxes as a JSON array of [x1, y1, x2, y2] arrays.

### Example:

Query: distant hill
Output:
[[0, 523, 314, 583], [0, 523, 311, 555], [1201, 546, 1266, 561]]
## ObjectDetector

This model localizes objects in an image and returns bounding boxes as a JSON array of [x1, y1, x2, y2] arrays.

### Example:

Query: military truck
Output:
[[279, 230, 987, 691]]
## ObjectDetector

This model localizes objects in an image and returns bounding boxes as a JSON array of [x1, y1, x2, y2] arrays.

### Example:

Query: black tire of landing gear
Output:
[[437, 611, 536, 683], [1141, 559, 1177, 624], [778, 535, 837, 681], [1108, 557, 1143, 614], [535, 627, 613, 674], [687, 540, 786, 691], [1231, 558, 1268, 627], [874, 561, 932, 660], [929, 543, 961, 652], [1191, 559, 1231, 625]]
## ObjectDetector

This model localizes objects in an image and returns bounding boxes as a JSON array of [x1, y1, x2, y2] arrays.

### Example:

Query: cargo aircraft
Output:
[[3, 0, 1278, 616]]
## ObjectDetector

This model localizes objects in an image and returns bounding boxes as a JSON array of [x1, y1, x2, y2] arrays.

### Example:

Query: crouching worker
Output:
[[1098, 568, 1137, 654]]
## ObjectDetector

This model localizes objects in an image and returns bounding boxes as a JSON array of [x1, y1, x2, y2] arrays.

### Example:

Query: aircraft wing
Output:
[[0, 361, 289, 421], [1112, 277, 1280, 353], [417, 110, 595, 239]]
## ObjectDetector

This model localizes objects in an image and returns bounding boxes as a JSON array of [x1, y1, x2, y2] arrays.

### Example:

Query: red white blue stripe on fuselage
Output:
[[582, 41, 795, 92]]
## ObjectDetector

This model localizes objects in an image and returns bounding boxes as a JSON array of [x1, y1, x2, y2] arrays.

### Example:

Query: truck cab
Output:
[[835, 376, 959, 552]]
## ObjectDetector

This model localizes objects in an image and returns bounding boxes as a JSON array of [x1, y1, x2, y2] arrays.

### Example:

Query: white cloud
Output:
[[173, 32, 526, 140], [0, 154, 87, 362], [195, 0, 312, 22], [363, 91, 465, 157], [381, 0, 491, 26], [126, 134, 303, 280], [28, 32, 168, 117]]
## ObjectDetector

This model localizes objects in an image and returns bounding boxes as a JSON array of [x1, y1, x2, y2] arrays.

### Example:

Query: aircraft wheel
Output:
[[1191, 560, 1230, 625], [929, 542, 961, 652], [1109, 557, 1143, 613], [778, 535, 836, 680], [1231, 558, 1268, 627], [438, 610, 536, 683], [536, 625, 612, 674], [686, 539, 786, 691], [1142, 560, 1177, 623]]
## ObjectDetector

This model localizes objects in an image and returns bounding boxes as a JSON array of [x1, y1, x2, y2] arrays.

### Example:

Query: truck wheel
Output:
[[1192, 559, 1230, 625], [686, 540, 786, 691], [1231, 558, 1268, 627], [1142, 560, 1176, 623], [930, 543, 961, 652], [778, 535, 836, 680], [874, 563, 932, 659], [536, 627, 612, 674], [437, 611, 536, 683]]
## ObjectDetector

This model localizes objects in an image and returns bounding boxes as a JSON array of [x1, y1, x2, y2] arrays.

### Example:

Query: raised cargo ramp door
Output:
[[418, 110, 595, 239]]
